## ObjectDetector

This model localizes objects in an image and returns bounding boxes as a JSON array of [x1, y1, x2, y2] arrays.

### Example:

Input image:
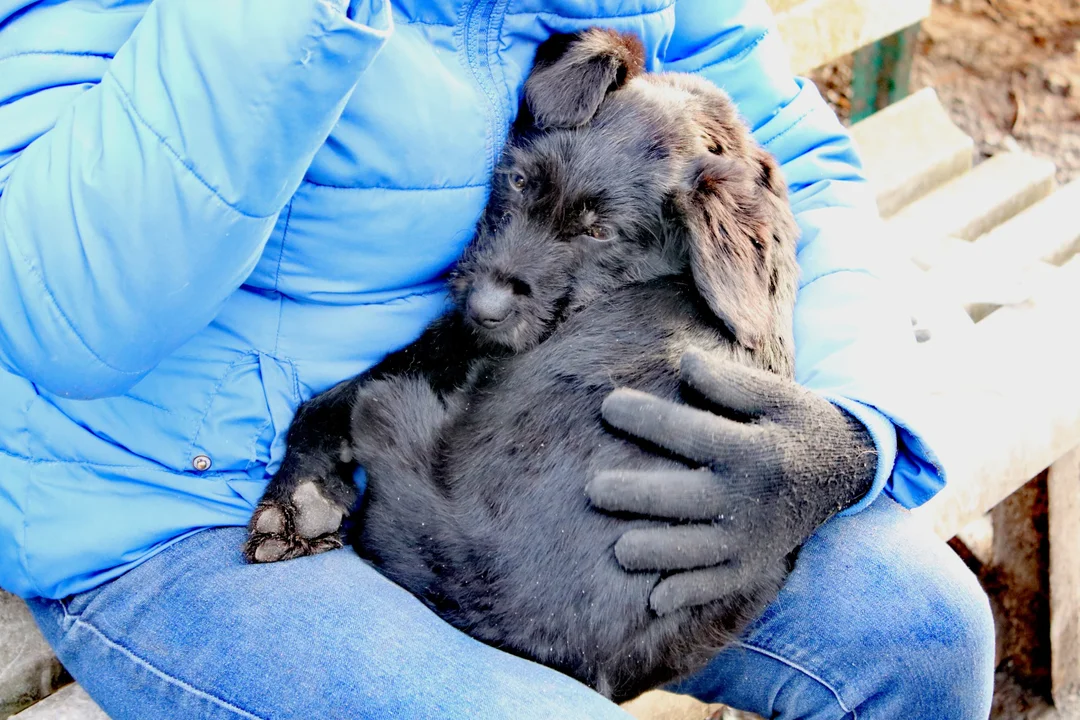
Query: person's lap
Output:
[[28, 496, 994, 720], [669, 496, 995, 719]]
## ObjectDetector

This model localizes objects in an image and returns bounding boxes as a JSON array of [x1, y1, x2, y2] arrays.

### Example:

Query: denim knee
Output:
[[673, 498, 996, 720], [673, 641, 858, 720], [869, 560, 995, 718], [837, 531, 996, 719]]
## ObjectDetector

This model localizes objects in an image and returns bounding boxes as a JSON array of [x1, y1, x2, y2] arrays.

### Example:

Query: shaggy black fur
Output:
[[246, 29, 802, 702]]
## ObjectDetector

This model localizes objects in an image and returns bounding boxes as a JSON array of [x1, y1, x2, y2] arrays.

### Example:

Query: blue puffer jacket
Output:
[[0, 0, 944, 600]]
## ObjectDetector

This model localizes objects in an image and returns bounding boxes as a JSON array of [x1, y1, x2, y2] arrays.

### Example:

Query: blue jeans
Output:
[[28, 497, 994, 719]]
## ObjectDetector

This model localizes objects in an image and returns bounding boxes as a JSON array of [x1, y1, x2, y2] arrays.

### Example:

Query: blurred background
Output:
[[814, 0, 1080, 184]]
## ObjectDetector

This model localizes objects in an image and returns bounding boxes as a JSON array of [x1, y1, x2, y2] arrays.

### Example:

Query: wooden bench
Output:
[[8, 1, 1080, 718]]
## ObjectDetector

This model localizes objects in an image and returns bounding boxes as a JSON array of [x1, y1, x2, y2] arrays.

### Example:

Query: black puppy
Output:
[[246, 29, 801, 701]]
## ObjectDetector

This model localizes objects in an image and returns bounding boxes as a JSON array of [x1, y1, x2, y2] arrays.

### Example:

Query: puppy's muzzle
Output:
[[467, 279, 515, 328]]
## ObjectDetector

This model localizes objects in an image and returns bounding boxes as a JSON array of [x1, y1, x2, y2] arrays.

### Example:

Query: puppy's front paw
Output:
[[244, 481, 347, 563]]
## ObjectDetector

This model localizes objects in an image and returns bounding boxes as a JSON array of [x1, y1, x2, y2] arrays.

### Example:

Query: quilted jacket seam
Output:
[[0, 50, 114, 63], [18, 397, 44, 598], [675, 29, 769, 75], [103, 68, 275, 221], [797, 266, 875, 292], [301, 179, 487, 191], [1, 215, 145, 379], [760, 106, 815, 148], [505, 2, 674, 19]]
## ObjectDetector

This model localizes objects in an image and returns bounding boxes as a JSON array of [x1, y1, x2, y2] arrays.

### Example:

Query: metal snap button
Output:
[[192, 455, 212, 472]]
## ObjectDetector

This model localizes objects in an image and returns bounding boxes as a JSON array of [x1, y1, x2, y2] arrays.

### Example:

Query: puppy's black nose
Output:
[[468, 282, 514, 328]]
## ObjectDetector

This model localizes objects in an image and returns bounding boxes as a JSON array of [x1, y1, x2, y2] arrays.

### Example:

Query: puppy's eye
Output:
[[509, 172, 527, 192], [583, 225, 614, 242], [708, 143, 723, 155]]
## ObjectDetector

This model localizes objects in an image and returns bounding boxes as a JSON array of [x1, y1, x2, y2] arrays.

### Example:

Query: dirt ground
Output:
[[813, 0, 1080, 185]]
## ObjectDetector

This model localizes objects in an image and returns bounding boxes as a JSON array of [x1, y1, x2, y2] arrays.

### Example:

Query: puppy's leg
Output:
[[350, 376, 460, 481], [244, 311, 473, 564], [244, 377, 362, 563], [349, 376, 463, 593]]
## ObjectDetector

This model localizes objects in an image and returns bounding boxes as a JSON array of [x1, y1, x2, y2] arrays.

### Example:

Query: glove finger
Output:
[[649, 563, 757, 616], [601, 388, 759, 467], [587, 469, 754, 520], [681, 346, 799, 417], [614, 525, 738, 572]]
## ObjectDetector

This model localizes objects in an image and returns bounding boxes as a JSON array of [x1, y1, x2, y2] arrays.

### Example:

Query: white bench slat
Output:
[[905, 174, 1080, 324], [769, 0, 932, 75], [974, 178, 1080, 268], [917, 240, 1054, 322], [911, 255, 1080, 539], [886, 151, 1056, 256], [850, 88, 974, 218]]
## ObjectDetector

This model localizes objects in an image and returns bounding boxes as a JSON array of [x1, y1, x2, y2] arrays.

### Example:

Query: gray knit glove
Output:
[[587, 347, 878, 615]]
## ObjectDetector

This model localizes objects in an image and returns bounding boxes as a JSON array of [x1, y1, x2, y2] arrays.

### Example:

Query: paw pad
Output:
[[243, 483, 347, 564]]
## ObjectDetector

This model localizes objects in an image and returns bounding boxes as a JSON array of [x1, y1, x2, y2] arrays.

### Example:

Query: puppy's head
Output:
[[452, 28, 664, 352], [451, 135, 676, 351], [452, 30, 799, 371]]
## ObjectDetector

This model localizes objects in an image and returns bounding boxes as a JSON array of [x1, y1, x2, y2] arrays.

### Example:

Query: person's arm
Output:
[[0, 0, 392, 400], [658, 0, 944, 509]]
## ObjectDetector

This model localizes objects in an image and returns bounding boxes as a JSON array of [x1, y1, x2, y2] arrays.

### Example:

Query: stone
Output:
[[622, 691, 762, 720], [1046, 71, 1072, 96], [11, 683, 109, 720], [771, 0, 932, 76], [850, 88, 974, 218], [886, 151, 1057, 257], [0, 592, 68, 717], [1049, 448, 1080, 715]]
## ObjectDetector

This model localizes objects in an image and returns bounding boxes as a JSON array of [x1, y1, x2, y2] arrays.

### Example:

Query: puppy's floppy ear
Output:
[[676, 150, 799, 355], [751, 144, 789, 201], [523, 28, 645, 130]]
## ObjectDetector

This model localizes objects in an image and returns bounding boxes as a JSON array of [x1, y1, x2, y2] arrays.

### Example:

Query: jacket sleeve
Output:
[[0, 0, 392, 399], [661, 0, 945, 511]]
